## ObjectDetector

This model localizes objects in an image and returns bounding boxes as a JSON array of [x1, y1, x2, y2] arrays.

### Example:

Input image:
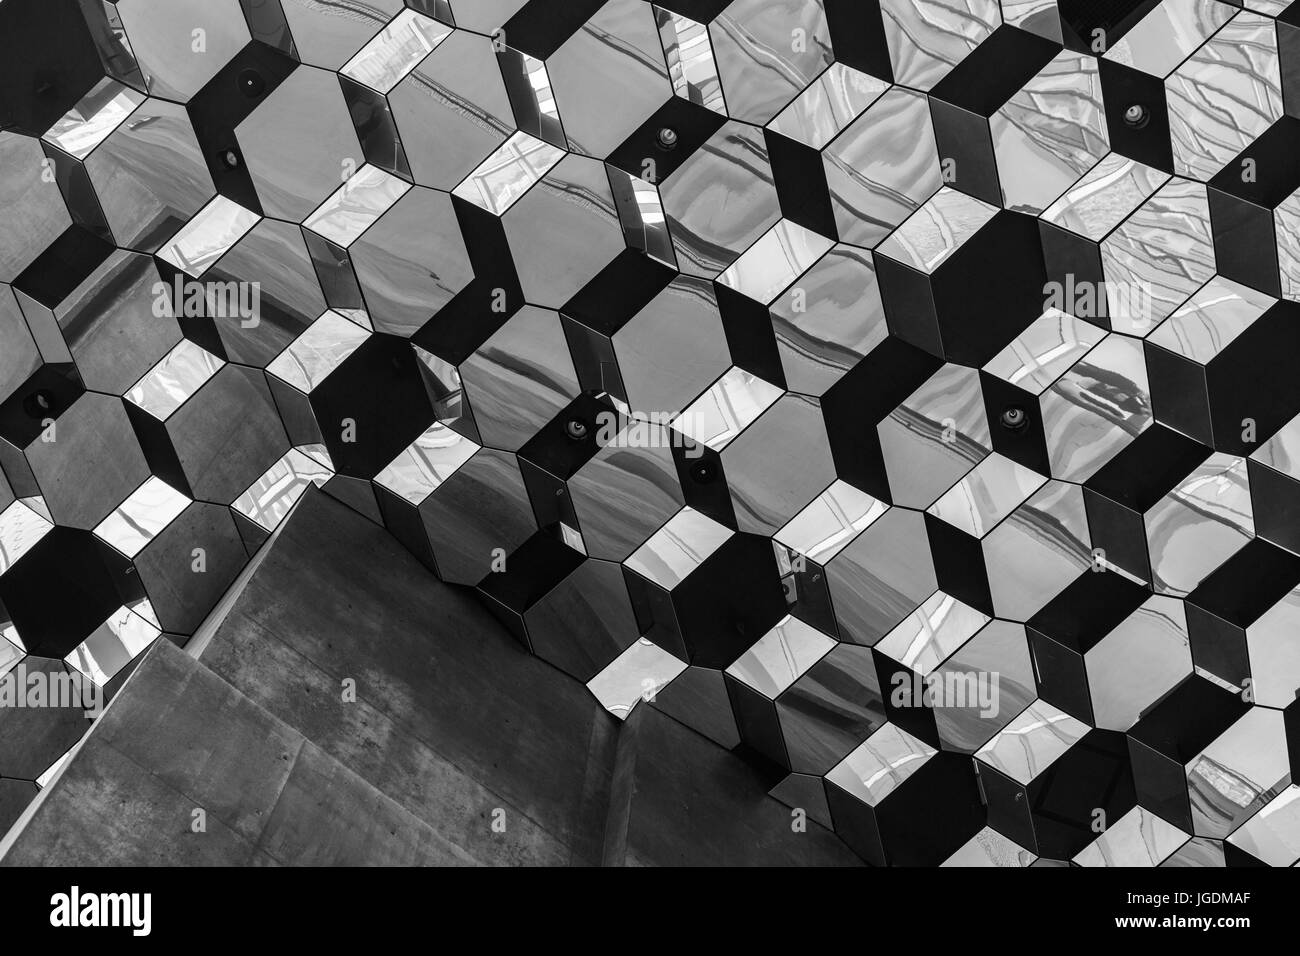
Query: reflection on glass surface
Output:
[[1148, 275, 1275, 364], [943, 826, 1036, 866], [268, 310, 370, 393], [726, 615, 835, 699], [1167, 12, 1283, 182], [1101, 178, 1215, 333], [984, 480, 1092, 620], [876, 187, 998, 274], [1226, 784, 1300, 866], [624, 506, 732, 590], [0, 499, 54, 575], [609, 169, 675, 268], [927, 452, 1047, 539], [673, 366, 782, 452], [42, 77, 145, 160], [992, 51, 1110, 214], [717, 219, 834, 305], [1104, 0, 1234, 78], [655, 6, 725, 114], [879, 363, 991, 509], [775, 480, 887, 565], [1242, 586, 1300, 708], [373, 421, 479, 505], [233, 447, 334, 531], [93, 476, 190, 559], [768, 62, 889, 150], [1187, 707, 1289, 839], [1073, 805, 1190, 866], [976, 699, 1089, 785], [340, 8, 451, 94], [823, 87, 942, 248], [303, 164, 411, 247], [1251, 409, 1300, 479], [1041, 334, 1152, 482], [587, 637, 687, 719], [1040, 153, 1169, 242], [879, 0, 1000, 92], [156, 195, 260, 277], [984, 309, 1106, 395], [1086, 594, 1191, 731], [65, 604, 161, 686], [451, 131, 566, 216], [0, 630, 21, 680], [876, 591, 990, 675], [827, 723, 936, 806], [126, 339, 224, 421], [1146, 453, 1252, 596]]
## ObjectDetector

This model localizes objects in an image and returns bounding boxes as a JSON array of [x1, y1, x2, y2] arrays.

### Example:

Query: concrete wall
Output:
[[2, 489, 860, 866]]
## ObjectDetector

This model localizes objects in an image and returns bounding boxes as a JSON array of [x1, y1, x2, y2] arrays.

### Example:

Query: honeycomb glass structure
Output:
[[3, 0, 1300, 869]]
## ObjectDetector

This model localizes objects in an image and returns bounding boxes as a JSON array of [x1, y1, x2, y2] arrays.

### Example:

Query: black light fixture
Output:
[[1123, 103, 1150, 129], [999, 405, 1028, 431], [22, 388, 56, 420], [238, 68, 266, 98], [689, 459, 717, 484]]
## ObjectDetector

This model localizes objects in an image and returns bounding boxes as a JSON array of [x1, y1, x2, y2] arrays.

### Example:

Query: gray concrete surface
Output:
[[1, 488, 861, 866]]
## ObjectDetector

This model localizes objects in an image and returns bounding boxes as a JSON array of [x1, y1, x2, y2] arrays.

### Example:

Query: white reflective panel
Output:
[[1104, 0, 1234, 78], [718, 219, 835, 305], [373, 421, 479, 505], [93, 477, 191, 559], [156, 195, 260, 277], [976, 699, 1089, 786], [1148, 275, 1276, 364], [451, 131, 566, 216], [1226, 784, 1300, 866], [657, 7, 725, 114], [826, 724, 937, 807], [673, 366, 782, 452], [943, 826, 1037, 866], [0, 630, 22, 681], [768, 62, 890, 150], [983, 308, 1106, 395], [876, 591, 990, 676], [876, 187, 998, 274], [1187, 707, 1290, 839], [129, 597, 161, 631], [42, 77, 145, 160], [3, 622, 25, 654], [927, 452, 1048, 538], [1252, 410, 1300, 480], [775, 479, 887, 564], [0, 499, 54, 575], [560, 522, 586, 555], [1040, 152, 1169, 242], [233, 448, 334, 531], [126, 338, 224, 421], [725, 615, 835, 698], [624, 506, 733, 590], [341, 8, 452, 94], [587, 637, 688, 719], [522, 54, 561, 130], [1073, 805, 1190, 866], [296, 443, 335, 472], [65, 604, 161, 687], [303, 164, 411, 247], [267, 310, 370, 393]]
